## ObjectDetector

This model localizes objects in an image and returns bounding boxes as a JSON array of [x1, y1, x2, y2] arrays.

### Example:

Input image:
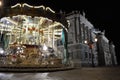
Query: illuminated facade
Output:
[[62, 11, 117, 67], [58, 11, 98, 67], [0, 3, 69, 68], [96, 31, 117, 66]]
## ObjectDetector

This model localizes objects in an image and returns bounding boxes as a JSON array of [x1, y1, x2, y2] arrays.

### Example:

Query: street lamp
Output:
[[95, 38, 98, 42], [84, 40, 88, 44]]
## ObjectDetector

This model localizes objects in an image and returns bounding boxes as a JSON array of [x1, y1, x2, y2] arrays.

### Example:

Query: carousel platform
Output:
[[0, 65, 74, 72]]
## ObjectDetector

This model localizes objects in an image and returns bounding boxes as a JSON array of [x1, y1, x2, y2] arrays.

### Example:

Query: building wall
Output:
[[57, 11, 117, 67], [65, 11, 98, 67], [57, 43, 90, 67], [109, 42, 117, 66], [96, 32, 113, 66]]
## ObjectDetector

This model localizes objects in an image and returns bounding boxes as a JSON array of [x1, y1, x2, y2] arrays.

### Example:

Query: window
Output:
[[85, 52, 88, 58]]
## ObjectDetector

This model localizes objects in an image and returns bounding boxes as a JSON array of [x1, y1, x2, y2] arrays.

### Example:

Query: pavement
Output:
[[0, 66, 120, 80], [49, 66, 120, 80]]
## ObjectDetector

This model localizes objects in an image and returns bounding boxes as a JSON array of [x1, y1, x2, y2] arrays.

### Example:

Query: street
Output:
[[0, 66, 120, 80]]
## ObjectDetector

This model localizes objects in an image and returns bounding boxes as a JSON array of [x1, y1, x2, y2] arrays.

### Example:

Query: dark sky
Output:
[[3, 0, 120, 64]]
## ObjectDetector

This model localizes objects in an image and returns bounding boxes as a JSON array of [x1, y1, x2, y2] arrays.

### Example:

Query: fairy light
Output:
[[46, 7, 55, 13], [11, 3, 21, 8]]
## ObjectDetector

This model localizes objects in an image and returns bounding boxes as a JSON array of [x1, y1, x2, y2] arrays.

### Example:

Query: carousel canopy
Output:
[[0, 3, 68, 30], [0, 3, 69, 47]]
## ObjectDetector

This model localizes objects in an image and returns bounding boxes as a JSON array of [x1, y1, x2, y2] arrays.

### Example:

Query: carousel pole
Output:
[[62, 28, 69, 66]]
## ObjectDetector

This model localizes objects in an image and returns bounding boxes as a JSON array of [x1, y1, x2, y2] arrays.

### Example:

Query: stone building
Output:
[[109, 41, 117, 66], [57, 11, 98, 67], [96, 31, 112, 66], [57, 11, 117, 67]]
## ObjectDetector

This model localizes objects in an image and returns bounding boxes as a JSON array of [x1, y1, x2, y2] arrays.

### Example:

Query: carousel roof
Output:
[[0, 3, 68, 29]]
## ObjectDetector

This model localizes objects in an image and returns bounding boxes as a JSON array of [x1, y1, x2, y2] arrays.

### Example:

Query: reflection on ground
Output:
[[0, 73, 63, 80], [1, 67, 120, 80]]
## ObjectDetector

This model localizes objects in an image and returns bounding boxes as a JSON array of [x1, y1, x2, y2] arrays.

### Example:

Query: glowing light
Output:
[[46, 7, 55, 13], [95, 38, 98, 42], [20, 55, 25, 58], [11, 3, 55, 13], [43, 44, 47, 51], [0, 50, 4, 54], [40, 17, 45, 25], [0, 1, 2, 6], [22, 3, 33, 8], [1, 17, 18, 25], [11, 3, 21, 8], [54, 29, 63, 32], [84, 40, 88, 44], [34, 5, 45, 10], [17, 47, 20, 50]]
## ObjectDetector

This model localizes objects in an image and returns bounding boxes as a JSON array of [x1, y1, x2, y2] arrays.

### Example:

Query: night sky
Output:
[[3, 0, 120, 64]]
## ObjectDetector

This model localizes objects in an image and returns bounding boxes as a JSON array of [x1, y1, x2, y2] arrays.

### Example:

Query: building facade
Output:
[[57, 11, 117, 67], [109, 41, 117, 66], [96, 32, 112, 66]]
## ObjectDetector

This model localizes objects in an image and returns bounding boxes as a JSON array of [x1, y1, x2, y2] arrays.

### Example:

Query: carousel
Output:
[[0, 3, 70, 71]]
